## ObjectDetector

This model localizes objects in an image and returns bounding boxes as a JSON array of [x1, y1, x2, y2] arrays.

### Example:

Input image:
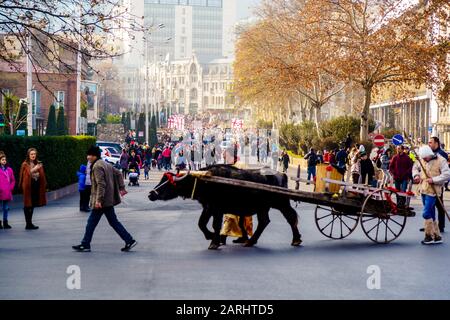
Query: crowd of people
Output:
[[116, 128, 284, 179]]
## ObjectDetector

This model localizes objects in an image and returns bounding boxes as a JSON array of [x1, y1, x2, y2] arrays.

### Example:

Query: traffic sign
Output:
[[392, 134, 404, 146], [373, 134, 385, 147]]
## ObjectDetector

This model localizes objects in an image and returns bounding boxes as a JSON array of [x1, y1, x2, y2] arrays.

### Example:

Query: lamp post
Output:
[[24, 11, 33, 136], [144, 23, 166, 144]]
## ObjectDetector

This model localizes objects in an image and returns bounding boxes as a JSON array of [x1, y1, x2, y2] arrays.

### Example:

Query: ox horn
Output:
[[173, 170, 190, 182]]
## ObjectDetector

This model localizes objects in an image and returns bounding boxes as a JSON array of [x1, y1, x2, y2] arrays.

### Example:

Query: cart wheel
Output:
[[360, 188, 407, 244], [314, 205, 359, 239]]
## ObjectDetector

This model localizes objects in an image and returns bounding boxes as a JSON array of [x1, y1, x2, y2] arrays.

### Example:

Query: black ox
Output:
[[148, 165, 302, 250]]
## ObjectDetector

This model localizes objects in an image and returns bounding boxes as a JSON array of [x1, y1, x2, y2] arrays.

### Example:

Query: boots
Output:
[[433, 221, 443, 244], [24, 207, 39, 230], [3, 220, 11, 229], [421, 219, 434, 245]]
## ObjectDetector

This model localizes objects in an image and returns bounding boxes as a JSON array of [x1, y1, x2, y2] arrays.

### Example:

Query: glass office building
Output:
[[144, 0, 224, 62]]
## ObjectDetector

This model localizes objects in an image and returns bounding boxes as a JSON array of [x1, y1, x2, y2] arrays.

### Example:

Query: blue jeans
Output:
[[421, 194, 436, 220], [394, 179, 408, 192], [81, 206, 133, 247], [1, 200, 9, 220], [307, 166, 316, 181]]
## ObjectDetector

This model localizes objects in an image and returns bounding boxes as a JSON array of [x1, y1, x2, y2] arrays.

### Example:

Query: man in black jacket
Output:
[[304, 148, 318, 183]]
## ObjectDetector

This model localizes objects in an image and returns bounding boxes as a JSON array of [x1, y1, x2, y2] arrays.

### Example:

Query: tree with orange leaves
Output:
[[235, 0, 449, 140], [298, 0, 448, 141], [234, 2, 345, 136]]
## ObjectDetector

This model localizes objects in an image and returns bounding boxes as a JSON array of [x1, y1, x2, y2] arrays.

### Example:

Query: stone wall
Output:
[[96, 124, 125, 143]]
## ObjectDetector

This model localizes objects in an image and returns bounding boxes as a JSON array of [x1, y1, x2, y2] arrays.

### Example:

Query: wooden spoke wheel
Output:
[[314, 205, 359, 239], [360, 188, 407, 244]]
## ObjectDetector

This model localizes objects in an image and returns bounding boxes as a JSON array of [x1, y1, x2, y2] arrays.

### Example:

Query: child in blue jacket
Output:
[[77, 165, 89, 212]]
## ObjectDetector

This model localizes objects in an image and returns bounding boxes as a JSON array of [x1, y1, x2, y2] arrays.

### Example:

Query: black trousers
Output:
[[80, 186, 91, 210]]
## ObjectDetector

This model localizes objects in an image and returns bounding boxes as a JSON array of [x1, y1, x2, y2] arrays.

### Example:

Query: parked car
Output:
[[96, 141, 123, 154], [99, 146, 120, 165]]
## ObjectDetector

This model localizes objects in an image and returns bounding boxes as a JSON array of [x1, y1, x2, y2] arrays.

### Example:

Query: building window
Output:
[[32, 90, 41, 115], [54, 91, 65, 109], [190, 88, 197, 100]]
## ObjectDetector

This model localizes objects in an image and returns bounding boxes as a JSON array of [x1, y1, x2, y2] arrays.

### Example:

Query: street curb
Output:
[[9, 183, 78, 209]]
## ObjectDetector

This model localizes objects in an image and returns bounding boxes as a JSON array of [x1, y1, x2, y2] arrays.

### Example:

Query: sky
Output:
[[236, 0, 262, 20]]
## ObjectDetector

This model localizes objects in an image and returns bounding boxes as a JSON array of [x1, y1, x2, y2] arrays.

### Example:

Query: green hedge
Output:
[[0, 136, 96, 192]]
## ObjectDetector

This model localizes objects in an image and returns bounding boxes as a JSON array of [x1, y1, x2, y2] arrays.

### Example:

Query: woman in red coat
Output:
[[18, 148, 47, 230]]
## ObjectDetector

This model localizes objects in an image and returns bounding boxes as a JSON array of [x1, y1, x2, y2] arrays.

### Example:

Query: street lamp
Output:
[[144, 23, 166, 144]]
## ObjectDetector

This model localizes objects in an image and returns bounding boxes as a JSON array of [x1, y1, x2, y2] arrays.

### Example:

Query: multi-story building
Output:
[[0, 33, 96, 135], [370, 85, 433, 142], [116, 0, 238, 113], [143, 0, 235, 62], [151, 53, 238, 118], [120, 52, 249, 122]]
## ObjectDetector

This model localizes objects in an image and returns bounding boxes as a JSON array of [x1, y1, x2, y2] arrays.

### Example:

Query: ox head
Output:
[[148, 171, 190, 202]]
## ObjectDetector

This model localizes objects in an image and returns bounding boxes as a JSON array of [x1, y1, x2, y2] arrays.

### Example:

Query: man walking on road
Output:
[[72, 146, 137, 252], [413, 145, 450, 245], [389, 145, 413, 207], [304, 148, 318, 183], [428, 136, 448, 233]]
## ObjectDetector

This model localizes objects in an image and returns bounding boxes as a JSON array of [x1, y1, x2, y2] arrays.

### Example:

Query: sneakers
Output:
[[72, 244, 91, 252], [121, 240, 138, 252], [421, 236, 444, 245], [433, 236, 443, 244], [421, 235, 434, 245]]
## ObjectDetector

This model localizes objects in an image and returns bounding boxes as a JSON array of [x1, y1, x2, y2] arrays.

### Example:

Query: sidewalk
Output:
[[9, 183, 78, 210]]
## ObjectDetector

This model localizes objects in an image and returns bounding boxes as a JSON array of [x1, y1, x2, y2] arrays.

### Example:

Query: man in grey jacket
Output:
[[73, 146, 137, 252]]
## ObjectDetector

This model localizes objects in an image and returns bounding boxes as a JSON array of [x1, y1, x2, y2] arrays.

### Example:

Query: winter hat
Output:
[[86, 145, 101, 158], [418, 145, 434, 159]]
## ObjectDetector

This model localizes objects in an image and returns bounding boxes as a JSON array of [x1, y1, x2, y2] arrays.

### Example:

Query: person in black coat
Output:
[[359, 151, 375, 185]]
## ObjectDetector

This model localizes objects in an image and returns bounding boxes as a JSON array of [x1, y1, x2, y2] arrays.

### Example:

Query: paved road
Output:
[[0, 168, 449, 299]]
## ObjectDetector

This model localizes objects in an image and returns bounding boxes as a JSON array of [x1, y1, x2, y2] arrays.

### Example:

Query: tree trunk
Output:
[[287, 99, 292, 123], [360, 87, 372, 142], [314, 105, 322, 138]]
